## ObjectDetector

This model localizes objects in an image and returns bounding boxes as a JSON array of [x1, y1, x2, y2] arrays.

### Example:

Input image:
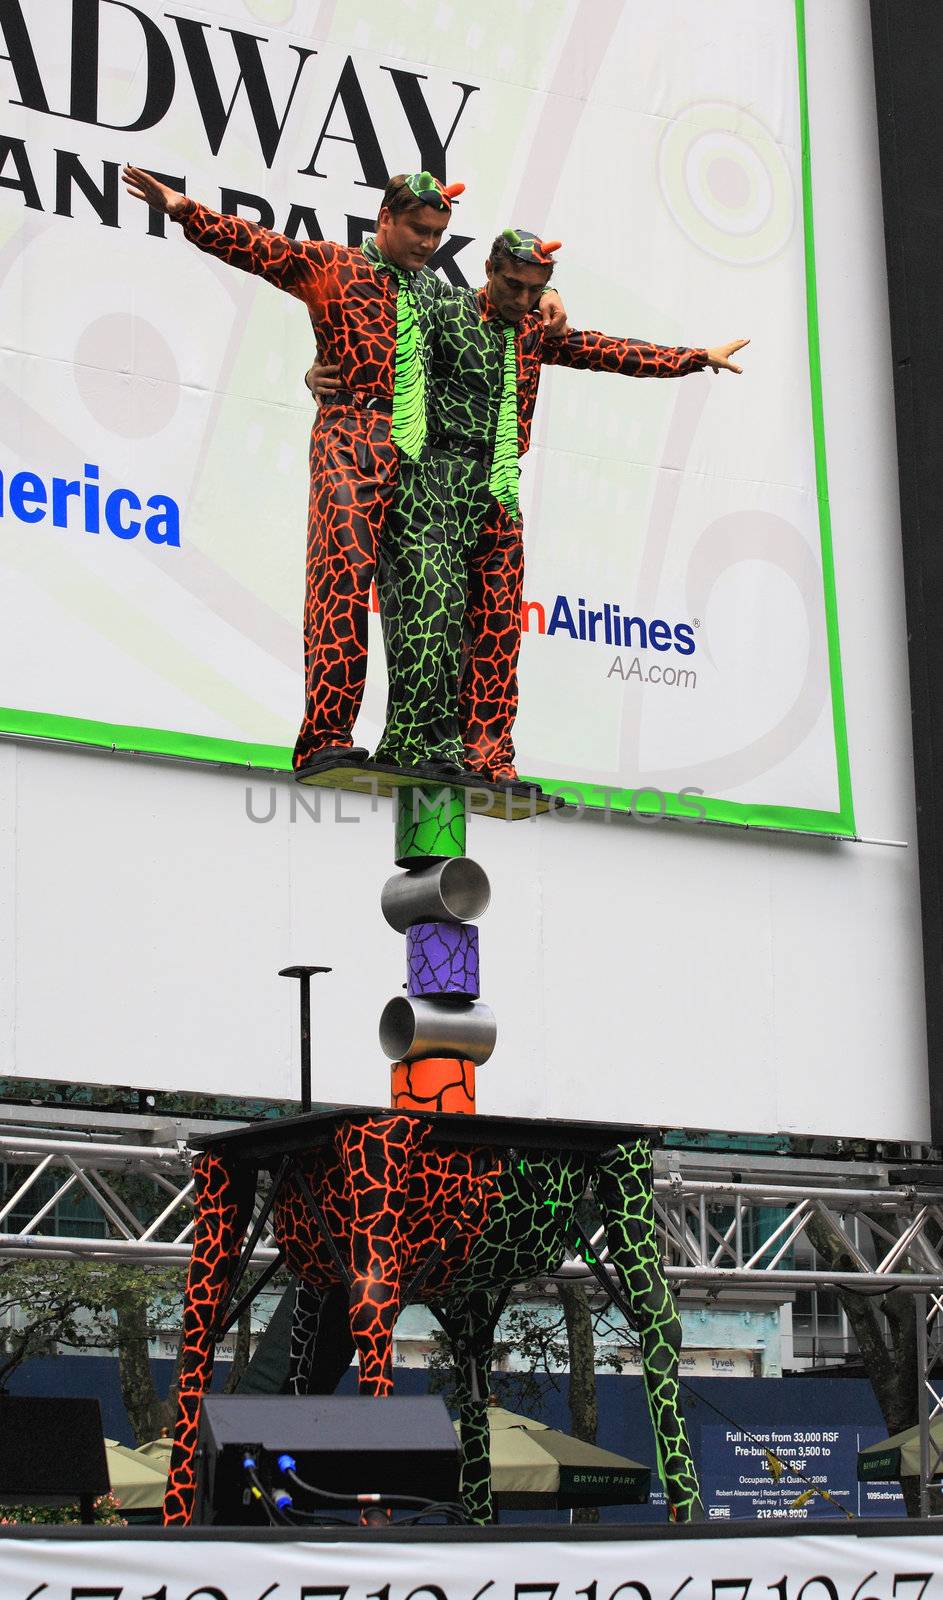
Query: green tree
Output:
[[0, 1258, 185, 1439], [0, 1257, 260, 1441]]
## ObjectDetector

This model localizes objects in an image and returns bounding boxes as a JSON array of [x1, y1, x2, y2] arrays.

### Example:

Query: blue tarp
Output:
[[8, 1358, 905, 1523]]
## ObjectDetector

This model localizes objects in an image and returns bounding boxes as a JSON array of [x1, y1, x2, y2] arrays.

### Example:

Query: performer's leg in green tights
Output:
[[374, 450, 491, 768], [460, 502, 525, 781]]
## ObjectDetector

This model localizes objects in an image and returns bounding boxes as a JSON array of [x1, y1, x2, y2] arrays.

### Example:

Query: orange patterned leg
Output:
[[293, 411, 398, 767], [163, 1152, 256, 1525], [337, 1115, 421, 1394]]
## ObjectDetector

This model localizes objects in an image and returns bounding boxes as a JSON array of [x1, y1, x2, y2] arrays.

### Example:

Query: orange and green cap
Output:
[[501, 227, 562, 263], [403, 171, 465, 211]]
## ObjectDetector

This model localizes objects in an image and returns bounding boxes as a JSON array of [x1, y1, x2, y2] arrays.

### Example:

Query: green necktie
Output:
[[489, 324, 519, 516], [390, 266, 426, 461]]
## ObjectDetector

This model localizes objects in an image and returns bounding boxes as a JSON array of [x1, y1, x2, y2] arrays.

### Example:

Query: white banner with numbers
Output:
[[0, 1532, 938, 1600]]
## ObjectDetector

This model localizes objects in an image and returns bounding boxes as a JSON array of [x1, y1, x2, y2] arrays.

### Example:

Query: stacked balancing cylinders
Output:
[[379, 785, 495, 1114]]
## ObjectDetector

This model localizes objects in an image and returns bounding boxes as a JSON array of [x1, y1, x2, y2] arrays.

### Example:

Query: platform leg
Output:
[[458, 1291, 497, 1524], [289, 1279, 324, 1395], [435, 1290, 496, 1524], [338, 1114, 420, 1394], [595, 1138, 703, 1523], [163, 1151, 256, 1525]]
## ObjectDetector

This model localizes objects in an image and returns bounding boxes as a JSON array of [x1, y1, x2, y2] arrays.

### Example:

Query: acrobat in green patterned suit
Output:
[[310, 230, 748, 789], [376, 230, 747, 789]]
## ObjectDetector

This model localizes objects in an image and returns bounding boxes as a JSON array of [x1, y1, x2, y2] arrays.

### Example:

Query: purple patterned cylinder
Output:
[[406, 921, 480, 1001]]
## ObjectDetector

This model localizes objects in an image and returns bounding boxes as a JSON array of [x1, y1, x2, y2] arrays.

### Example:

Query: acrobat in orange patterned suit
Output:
[[121, 164, 467, 777]]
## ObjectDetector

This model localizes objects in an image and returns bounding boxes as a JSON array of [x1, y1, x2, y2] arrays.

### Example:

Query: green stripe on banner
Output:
[[794, 0, 855, 838], [530, 781, 852, 838], [0, 706, 293, 771], [0, 702, 851, 835]]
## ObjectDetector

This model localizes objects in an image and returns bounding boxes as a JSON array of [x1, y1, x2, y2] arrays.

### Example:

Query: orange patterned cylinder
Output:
[[391, 1057, 476, 1114]]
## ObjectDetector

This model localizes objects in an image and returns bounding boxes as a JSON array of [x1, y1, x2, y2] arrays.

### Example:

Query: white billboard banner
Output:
[[0, 0, 853, 835], [0, 1530, 937, 1600]]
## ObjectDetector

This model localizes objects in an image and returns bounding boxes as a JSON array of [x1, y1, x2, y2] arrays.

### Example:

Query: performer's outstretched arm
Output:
[[122, 166, 319, 299], [539, 328, 748, 377]]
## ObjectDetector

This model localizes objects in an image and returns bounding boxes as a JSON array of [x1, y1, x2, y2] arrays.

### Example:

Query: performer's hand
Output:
[[539, 290, 569, 337], [305, 361, 343, 399], [705, 338, 750, 374], [122, 165, 188, 218]]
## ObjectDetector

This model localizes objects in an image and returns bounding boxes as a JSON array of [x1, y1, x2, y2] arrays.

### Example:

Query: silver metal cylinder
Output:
[[380, 858, 490, 933], [379, 996, 497, 1065]]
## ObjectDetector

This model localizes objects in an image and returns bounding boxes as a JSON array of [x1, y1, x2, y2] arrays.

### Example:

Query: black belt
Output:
[[320, 389, 394, 415], [430, 431, 491, 465]]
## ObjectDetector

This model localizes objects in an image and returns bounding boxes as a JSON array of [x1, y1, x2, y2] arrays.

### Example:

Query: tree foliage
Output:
[[427, 1288, 620, 1412], [0, 1258, 186, 1440], [805, 1209, 922, 1516]]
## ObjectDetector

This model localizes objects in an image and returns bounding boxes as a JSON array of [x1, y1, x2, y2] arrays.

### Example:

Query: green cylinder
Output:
[[394, 784, 466, 866]]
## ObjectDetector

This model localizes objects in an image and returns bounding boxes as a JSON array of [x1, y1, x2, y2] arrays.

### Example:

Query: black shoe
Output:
[[295, 745, 368, 779], [472, 769, 544, 799], [418, 759, 471, 783], [370, 753, 469, 784]]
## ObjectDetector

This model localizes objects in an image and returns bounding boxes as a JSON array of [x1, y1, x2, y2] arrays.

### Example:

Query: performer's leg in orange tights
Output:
[[293, 406, 398, 770]]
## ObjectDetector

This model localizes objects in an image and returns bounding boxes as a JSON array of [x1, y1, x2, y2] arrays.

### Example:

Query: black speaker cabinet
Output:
[[0, 1396, 109, 1522], [195, 1394, 462, 1524]]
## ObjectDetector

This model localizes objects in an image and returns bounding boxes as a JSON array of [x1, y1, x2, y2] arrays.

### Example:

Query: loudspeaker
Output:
[[195, 1395, 462, 1525], [0, 1397, 109, 1522]]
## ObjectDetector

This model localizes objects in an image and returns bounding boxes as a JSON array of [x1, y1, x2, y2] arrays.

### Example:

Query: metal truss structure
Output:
[[0, 1124, 277, 1266], [916, 1291, 943, 1515], [3, 1115, 943, 1292]]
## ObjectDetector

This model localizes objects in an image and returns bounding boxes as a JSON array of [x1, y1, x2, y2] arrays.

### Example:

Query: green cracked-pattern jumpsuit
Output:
[[373, 289, 709, 777]]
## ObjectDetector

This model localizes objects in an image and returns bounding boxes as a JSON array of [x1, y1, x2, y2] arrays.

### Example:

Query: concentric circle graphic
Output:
[[658, 102, 795, 264]]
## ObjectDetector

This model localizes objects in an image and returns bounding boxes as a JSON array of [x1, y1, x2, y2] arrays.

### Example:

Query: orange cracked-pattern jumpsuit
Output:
[[178, 200, 447, 769]]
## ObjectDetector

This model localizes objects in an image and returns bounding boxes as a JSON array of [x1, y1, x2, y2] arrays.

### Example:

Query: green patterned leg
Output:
[[595, 1138, 703, 1522], [458, 1391, 493, 1524], [438, 1291, 496, 1525], [435, 1156, 592, 1523], [375, 454, 490, 767]]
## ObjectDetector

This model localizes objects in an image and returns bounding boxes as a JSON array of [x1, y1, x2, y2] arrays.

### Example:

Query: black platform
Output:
[[190, 1107, 661, 1169]]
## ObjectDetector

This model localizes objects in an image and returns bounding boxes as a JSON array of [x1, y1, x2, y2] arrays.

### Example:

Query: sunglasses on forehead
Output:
[[403, 170, 466, 209]]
